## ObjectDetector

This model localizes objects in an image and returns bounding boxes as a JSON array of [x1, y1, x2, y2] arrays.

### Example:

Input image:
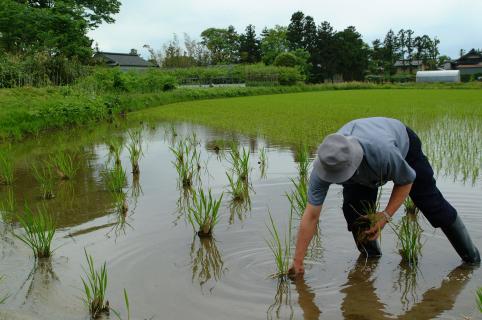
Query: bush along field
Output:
[[1, 65, 482, 141]]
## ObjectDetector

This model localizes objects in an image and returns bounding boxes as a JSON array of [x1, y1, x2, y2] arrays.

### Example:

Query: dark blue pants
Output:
[[342, 127, 457, 231]]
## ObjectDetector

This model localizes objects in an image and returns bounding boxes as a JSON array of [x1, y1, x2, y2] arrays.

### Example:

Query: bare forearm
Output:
[[293, 204, 321, 262], [384, 183, 412, 216]]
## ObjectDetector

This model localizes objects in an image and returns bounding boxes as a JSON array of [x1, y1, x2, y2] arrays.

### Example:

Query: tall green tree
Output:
[[0, 0, 120, 61], [239, 24, 261, 63], [260, 25, 289, 65], [286, 11, 305, 50], [334, 26, 369, 81], [311, 21, 337, 82], [382, 29, 399, 76], [200, 26, 240, 64]]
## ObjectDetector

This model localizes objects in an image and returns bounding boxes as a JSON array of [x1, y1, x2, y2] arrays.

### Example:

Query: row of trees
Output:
[[146, 11, 442, 82], [1, 3, 445, 83]]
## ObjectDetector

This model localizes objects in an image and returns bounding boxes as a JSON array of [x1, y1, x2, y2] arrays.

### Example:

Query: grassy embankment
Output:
[[1, 81, 481, 141], [131, 89, 482, 147]]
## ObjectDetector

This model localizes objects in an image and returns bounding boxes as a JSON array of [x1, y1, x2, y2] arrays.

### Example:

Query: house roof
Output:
[[394, 60, 423, 67], [94, 52, 152, 67], [457, 63, 482, 69]]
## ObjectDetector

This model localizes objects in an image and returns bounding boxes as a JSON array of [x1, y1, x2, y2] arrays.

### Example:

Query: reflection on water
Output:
[[341, 256, 475, 319], [189, 236, 226, 290], [267, 279, 294, 320], [18, 259, 58, 303], [395, 263, 420, 311]]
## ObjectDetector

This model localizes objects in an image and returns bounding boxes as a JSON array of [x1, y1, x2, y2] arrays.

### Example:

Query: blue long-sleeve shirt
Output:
[[307, 117, 416, 206]]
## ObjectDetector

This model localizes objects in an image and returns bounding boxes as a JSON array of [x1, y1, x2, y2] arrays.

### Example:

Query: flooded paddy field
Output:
[[0, 116, 481, 320]]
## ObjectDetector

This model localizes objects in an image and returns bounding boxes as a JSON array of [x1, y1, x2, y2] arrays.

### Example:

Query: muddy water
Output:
[[0, 119, 481, 320]]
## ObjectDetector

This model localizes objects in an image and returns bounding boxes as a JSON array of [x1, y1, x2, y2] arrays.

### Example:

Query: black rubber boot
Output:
[[441, 215, 480, 264], [351, 232, 382, 257]]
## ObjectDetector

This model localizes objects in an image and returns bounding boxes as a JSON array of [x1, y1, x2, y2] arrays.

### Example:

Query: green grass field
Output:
[[132, 89, 482, 147]]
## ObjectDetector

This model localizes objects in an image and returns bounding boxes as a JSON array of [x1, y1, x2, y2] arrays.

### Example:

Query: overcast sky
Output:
[[89, 0, 481, 59]]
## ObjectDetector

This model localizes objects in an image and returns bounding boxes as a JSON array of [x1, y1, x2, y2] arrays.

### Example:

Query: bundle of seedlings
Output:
[[81, 250, 110, 319], [127, 129, 143, 175], [392, 197, 423, 266], [295, 143, 310, 182], [0, 150, 14, 185], [14, 206, 56, 259], [188, 188, 223, 237], [31, 162, 56, 199], [266, 210, 292, 279], [49, 152, 79, 180], [102, 164, 127, 194], [352, 188, 384, 245], [169, 139, 200, 189], [227, 145, 250, 184]]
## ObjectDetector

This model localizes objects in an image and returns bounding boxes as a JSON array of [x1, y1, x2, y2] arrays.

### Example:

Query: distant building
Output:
[[445, 49, 482, 77], [393, 60, 427, 74], [93, 50, 154, 71]]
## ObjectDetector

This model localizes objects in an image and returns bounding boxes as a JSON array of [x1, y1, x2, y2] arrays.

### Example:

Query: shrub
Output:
[[273, 52, 298, 68]]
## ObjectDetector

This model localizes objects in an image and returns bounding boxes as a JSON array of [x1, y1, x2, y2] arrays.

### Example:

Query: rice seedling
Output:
[[226, 171, 249, 203], [108, 138, 123, 166], [393, 214, 423, 266], [113, 190, 129, 216], [403, 197, 419, 216], [0, 188, 15, 223], [14, 205, 56, 259], [170, 139, 199, 189], [258, 146, 268, 178], [111, 289, 131, 320], [127, 129, 143, 175], [227, 145, 250, 184], [31, 162, 56, 199], [477, 287, 482, 312], [0, 151, 14, 185], [266, 210, 292, 279], [81, 249, 110, 319], [285, 177, 322, 251], [188, 188, 223, 237], [295, 143, 310, 182], [285, 178, 307, 219], [49, 152, 79, 180], [102, 164, 127, 193]]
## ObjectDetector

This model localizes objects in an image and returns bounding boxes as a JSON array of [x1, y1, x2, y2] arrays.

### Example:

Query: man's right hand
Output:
[[288, 259, 305, 277]]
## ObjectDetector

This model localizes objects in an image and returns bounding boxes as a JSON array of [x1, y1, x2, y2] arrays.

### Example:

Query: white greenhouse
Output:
[[416, 70, 461, 83]]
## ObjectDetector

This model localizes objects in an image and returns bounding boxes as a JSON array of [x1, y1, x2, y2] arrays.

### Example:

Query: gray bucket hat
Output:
[[313, 133, 363, 183]]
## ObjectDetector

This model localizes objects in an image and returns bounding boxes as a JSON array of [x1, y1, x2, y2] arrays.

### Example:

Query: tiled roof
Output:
[[95, 52, 152, 67]]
